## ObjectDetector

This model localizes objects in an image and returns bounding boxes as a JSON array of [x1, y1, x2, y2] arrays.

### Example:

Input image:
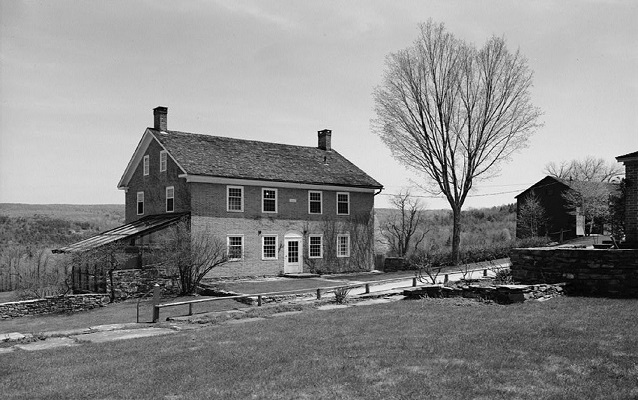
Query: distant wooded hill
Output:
[[0, 204, 125, 247], [374, 204, 516, 254], [0, 203, 515, 251]]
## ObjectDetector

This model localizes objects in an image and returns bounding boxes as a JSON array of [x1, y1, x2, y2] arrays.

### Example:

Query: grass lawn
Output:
[[2, 296, 638, 399], [0, 296, 248, 335]]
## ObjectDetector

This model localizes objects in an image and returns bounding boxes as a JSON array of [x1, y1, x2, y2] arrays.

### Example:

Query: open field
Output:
[[2, 296, 637, 399]]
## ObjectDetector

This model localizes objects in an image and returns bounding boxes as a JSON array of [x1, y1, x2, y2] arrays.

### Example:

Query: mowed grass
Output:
[[2, 297, 638, 400]]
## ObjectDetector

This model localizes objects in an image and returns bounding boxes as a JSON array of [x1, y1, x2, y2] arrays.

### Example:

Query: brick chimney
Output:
[[318, 129, 332, 151], [153, 106, 168, 131]]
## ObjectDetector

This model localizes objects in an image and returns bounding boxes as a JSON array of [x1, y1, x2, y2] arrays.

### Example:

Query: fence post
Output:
[[365, 283, 370, 294], [188, 303, 193, 316], [444, 274, 449, 283], [412, 277, 417, 287], [316, 288, 322, 300], [152, 284, 160, 323], [483, 269, 488, 277], [258, 295, 262, 306]]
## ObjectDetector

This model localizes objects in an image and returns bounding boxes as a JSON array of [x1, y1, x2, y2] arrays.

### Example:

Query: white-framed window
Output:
[[262, 188, 278, 213], [308, 235, 323, 259], [308, 191, 322, 214], [160, 150, 167, 172], [227, 186, 244, 212], [336, 234, 350, 258], [261, 235, 278, 260], [227, 236, 243, 260], [143, 155, 150, 176], [136, 192, 144, 215], [337, 192, 350, 215], [166, 186, 174, 213]]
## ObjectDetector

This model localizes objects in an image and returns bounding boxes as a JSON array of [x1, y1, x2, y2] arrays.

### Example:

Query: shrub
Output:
[[333, 287, 352, 304]]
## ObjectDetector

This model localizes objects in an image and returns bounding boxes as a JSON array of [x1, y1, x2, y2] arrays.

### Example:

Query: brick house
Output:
[[113, 106, 383, 277], [515, 176, 618, 241], [616, 150, 638, 247]]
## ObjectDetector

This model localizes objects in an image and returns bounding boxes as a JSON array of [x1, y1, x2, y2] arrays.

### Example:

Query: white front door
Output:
[[284, 237, 303, 273]]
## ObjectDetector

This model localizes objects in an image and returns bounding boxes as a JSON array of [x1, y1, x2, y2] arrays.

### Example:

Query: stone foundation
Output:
[[0, 294, 109, 319], [510, 248, 638, 297]]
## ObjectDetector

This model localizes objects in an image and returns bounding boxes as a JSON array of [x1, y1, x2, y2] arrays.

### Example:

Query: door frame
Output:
[[283, 232, 303, 274]]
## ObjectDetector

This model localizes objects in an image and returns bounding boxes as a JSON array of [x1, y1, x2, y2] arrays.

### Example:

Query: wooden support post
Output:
[[152, 284, 160, 323], [258, 295, 262, 306], [188, 303, 193, 316], [483, 269, 488, 277], [444, 274, 449, 283], [365, 283, 370, 294], [316, 289, 322, 300], [412, 277, 417, 287]]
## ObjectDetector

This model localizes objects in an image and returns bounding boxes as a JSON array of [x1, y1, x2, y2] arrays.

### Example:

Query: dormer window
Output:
[[160, 151, 167, 172], [143, 155, 149, 176]]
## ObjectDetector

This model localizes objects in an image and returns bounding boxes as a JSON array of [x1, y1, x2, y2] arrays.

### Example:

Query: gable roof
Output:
[[616, 150, 638, 163], [119, 128, 382, 190], [516, 175, 619, 199]]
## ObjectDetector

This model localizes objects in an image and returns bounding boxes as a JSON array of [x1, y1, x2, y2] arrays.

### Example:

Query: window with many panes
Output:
[[262, 188, 277, 213], [309, 235, 323, 258], [160, 151, 167, 172], [228, 236, 243, 260], [227, 186, 244, 212], [309, 191, 322, 214], [262, 235, 278, 260], [336, 234, 350, 257], [137, 192, 144, 215], [337, 192, 350, 215], [143, 155, 149, 176], [166, 186, 174, 212]]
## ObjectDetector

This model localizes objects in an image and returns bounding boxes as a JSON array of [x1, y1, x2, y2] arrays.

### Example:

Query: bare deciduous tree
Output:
[[158, 221, 229, 295], [373, 21, 542, 263], [562, 181, 614, 235], [379, 191, 428, 258], [517, 191, 548, 238], [544, 156, 623, 182]]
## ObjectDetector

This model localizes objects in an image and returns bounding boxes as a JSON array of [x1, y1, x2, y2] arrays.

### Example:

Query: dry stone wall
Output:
[[108, 266, 180, 300], [511, 248, 638, 297], [0, 294, 109, 320]]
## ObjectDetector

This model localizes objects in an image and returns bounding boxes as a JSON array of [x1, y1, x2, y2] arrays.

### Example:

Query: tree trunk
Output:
[[451, 207, 462, 265]]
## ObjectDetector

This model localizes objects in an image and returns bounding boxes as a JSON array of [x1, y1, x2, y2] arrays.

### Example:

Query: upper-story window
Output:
[[160, 151, 167, 172], [227, 186, 244, 212], [337, 192, 350, 215], [309, 191, 322, 214], [166, 186, 174, 213], [262, 188, 277, 213], [143, 155, 149, 176], [137, 192, 144, 215]]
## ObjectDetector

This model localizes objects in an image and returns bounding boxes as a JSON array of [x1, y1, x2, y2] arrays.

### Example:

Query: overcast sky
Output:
[[1, 0, 636, 210]]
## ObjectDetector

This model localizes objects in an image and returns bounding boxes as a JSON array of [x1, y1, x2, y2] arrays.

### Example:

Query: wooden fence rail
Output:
[[151, 262, 510, 322]]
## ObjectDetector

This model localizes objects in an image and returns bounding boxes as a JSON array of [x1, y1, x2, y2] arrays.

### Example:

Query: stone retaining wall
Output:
[[404, 282, 565, 304], [108, 266, 180, 300], [0, 294, 109, 320], [510, 248, 638, 297]]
